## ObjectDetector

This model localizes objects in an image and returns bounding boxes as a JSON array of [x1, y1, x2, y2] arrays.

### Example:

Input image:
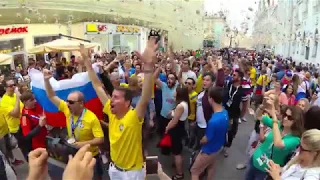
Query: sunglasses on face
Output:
[[283, 113, 293, 120], [299, 145, 312, 152], [7, 84, 16, 88], [66, 100, 79, 105]]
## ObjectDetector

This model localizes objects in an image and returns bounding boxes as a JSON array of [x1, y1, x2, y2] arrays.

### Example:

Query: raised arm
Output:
[[9, 88, 21, 118], [80, 45, 110, 105], [215, 57, 224, 87], [43, 69, 61, 107], [135, 37, 158, 119]]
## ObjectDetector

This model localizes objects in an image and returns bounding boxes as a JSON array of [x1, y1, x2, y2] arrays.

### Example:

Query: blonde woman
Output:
[[267, 129, 320, 180], [296, 98, 310, 112]]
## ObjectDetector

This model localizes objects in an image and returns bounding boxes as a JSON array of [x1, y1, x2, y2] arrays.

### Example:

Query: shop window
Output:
[[34, 36, 60, 61], [113, 35, 121, 46], [34, 36, 60, 46], [0, 39, 24, 53]]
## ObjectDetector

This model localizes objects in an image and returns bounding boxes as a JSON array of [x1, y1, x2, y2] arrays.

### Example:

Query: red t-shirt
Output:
[[20, 103, 48, 150], [281, 78, 291, 85]]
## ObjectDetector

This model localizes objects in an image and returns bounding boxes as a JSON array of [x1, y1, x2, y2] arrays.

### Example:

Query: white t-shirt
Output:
[[181, 70, 197, 83], [172, 101, 189, 121], [281, 164, 320, 180], [196, 91, 207, 128]]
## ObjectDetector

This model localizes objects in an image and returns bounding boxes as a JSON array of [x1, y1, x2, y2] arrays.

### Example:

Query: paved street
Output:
[[13, 114, 254, 180]]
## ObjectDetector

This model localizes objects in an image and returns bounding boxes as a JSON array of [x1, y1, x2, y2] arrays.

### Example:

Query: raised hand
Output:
[[27, 148, 48, 180], [136, 36, 159, 68], [79, 44, 90, 64], [43, 69, 52, 80], [39, 116, 46, 127], [265, 160, 281, 180]]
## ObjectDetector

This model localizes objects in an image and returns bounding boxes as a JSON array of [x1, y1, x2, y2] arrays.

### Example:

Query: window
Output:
[[34, 36, 60, 46], [0, 39, 24, 53], [301, 32, 306, 55], [312, 29, 318, 57], [34, 36, 60, 61], [292, 42, 296, 54]]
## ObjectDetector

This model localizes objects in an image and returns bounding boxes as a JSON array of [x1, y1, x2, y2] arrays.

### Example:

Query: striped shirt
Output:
[[241, 77, 252, 97]]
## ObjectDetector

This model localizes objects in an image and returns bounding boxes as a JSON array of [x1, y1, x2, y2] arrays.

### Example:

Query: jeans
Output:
[[245, 158, 268, 180]]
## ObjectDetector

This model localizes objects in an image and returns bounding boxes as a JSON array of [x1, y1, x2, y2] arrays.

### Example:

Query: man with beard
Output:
[[154, 66, 178, 136], [223, 69, 248, 157]]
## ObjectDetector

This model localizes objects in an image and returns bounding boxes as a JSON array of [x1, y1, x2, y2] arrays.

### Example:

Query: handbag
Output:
[[157, 134, 172, 155]]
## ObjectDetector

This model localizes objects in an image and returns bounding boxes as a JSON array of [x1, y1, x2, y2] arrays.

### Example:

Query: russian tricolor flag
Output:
[[29, 67, 103, 127]]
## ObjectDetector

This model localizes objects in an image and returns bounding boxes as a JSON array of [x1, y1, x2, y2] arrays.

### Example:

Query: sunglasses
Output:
[[7, 84, 16, 88], [283, 113, 293, 120], [66, 100, 79, 105], [299, 145, 312, 152]]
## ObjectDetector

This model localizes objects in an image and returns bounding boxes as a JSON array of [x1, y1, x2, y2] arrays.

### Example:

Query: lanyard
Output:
[[30, 115, 40, 120], [70, 109, 86, 138], [228, 85, 239, 102]]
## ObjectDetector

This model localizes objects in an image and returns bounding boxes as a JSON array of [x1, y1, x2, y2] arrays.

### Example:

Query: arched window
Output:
[[312, 28, 318, 58]]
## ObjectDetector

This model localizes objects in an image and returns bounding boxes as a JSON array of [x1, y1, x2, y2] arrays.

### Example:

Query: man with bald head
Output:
[[43, 69, 104, 179], [109, 72, 128, 88]]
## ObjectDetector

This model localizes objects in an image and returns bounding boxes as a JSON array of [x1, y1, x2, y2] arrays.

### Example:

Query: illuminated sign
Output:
[[86, 24, 108, 32], [116, 25, 140, 33], [0, 26, 28, 36]]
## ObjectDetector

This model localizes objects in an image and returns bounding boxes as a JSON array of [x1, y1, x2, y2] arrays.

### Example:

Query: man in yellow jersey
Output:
[[0, 78, 24, 165], [81, 37, 158, 179], [249, 61, 257, 88], [42, 70, 104, 180]]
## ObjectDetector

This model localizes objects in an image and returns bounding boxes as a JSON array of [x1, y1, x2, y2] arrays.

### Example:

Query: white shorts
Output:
[[108, 163, 145, 180]]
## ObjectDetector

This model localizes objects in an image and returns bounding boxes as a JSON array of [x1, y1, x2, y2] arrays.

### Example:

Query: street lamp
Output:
[[226, 27, 238, 47]]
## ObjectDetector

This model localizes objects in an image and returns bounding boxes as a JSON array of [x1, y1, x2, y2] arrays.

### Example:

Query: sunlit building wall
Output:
[[253, 0, 320, 63], [0, 0, 205, 51]]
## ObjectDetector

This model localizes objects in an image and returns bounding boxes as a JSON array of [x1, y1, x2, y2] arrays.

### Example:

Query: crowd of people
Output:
[[0, 35, 320, 180]]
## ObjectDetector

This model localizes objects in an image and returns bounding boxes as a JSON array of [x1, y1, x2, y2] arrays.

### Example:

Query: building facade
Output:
[[0, 0, 205, 67], [203, 15, 227, 48], [253, 0, 320, 63]]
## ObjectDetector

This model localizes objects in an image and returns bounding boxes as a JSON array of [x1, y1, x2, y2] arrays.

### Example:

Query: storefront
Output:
[[0, 24, 68, 68], [84, 22, 148, 53]]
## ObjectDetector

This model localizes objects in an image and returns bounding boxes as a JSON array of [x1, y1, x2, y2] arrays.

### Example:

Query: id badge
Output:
[[226, 99, 232, 107], [67, 137, 76, 144]]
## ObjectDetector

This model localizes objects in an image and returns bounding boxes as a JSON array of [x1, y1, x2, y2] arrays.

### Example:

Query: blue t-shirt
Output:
[[276, 70, 285, 80], [160, 82, 177, 118], [201, 109, 229, 154]]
